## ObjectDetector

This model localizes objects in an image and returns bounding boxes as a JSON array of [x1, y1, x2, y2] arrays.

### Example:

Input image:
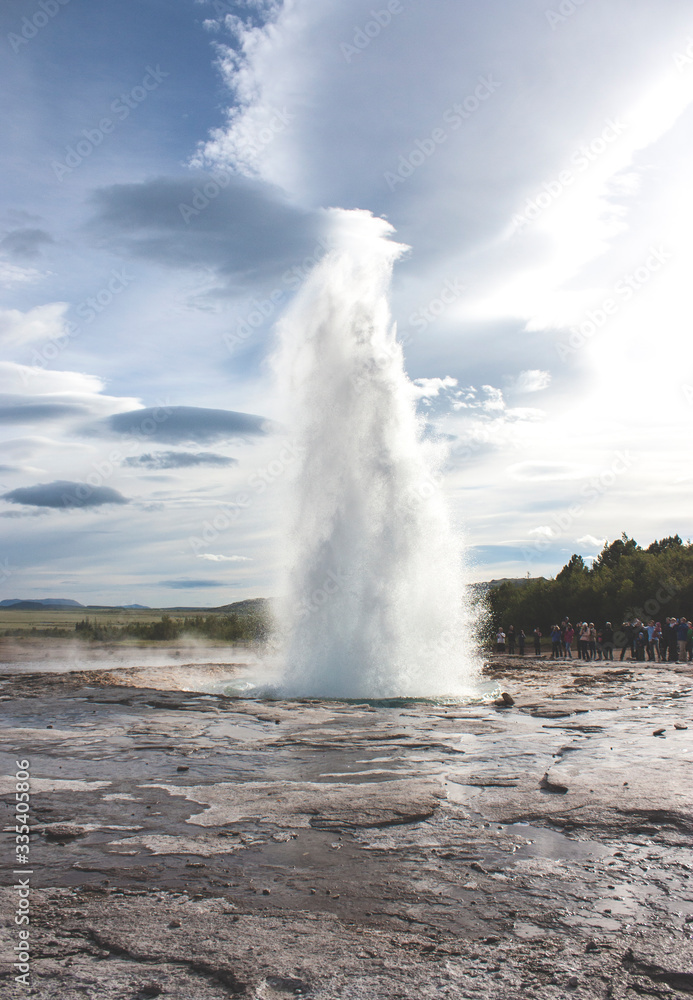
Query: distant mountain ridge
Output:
[[0, 598, 84, 608]]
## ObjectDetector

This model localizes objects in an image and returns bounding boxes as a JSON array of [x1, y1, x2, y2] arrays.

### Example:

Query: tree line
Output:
[[485, 534, 690, 637], [73, 611, 270, 643]]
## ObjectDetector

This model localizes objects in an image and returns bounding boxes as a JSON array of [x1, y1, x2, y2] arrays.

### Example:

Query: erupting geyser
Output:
[[275, 209, 480, 699]]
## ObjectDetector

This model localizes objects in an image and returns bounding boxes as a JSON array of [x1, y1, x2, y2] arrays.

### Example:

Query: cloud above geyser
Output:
[[2, 481, 129, 509], [101, 406, 273, 444], [123, 451, 237, 470], [89, 176, 325, 288], [160, 579, 223, 589]]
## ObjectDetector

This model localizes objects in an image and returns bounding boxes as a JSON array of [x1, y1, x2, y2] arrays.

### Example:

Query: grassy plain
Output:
[[0, 606, 208, 633]]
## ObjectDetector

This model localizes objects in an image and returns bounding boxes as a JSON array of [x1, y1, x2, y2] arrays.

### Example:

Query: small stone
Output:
[[43, 824, 86, 841], [262, 888, 271, 895], [540, 773, 569, 794], [653, 728, 666, 737], [470, 862, 487, 874], [136, 986, 164, 999], [567, 976, 579, 989], [168, 918, 181, 928], [177, 765, 189, 772], [309, 888, 316, 895], [674, 723, 688, 730]]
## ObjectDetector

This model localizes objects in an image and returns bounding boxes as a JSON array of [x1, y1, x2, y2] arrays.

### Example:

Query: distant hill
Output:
[[0, 598, 84, 609], [210, 598, 270, 615]]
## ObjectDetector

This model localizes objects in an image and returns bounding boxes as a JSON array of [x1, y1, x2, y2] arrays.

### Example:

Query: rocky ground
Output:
[[1, 654, 692, 998]]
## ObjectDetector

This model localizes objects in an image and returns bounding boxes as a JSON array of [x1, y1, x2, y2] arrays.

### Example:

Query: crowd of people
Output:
[[495, 618, 693, 662]]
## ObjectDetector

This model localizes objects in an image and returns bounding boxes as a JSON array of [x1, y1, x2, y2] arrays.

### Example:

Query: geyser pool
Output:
[[274, 209, 480, 699]]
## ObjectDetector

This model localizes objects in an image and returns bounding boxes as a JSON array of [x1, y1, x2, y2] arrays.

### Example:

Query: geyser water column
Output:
[[275, 209, 479, 699]]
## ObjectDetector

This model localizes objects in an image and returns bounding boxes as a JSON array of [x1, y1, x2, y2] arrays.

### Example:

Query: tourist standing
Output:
[[550, 625, 562, 659], [634, 623, 648, 661], [507, 626, 515, 655], [665, 618, 678, 662], [518, 629, 525, 656], [646, 620, 656, 662], [496, 629, 506, 654], [677, 617, 689, 663], [619, 622, 633, 661], [564, 623, 574, 659], [579, 622, 590, 661], [602, 622, 614, 660], [533, 627, 542, 657], [653, 621, 662, 662]]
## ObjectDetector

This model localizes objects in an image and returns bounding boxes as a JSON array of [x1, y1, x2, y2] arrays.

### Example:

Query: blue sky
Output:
[[1, 0, 693, 606]]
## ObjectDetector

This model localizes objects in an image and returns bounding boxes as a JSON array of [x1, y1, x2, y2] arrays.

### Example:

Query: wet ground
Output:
[[1, 654, 692, 998]]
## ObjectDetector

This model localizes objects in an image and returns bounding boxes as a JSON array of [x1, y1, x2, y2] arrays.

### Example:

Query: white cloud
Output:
[[528, 526, 555, 539], [513, 369, 551, 394], [196, 553, 252, 562], [0, 261, 43, 286], [0, 303, 69, 348], [576, 534, 607, 548], [0, 363, 106, 396], [191, 1, 309, 182], [411, 375, 457, 399]]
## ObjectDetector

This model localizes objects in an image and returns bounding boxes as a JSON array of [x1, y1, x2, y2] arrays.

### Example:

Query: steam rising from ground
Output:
[[274, 210, 480, 698], [0, 639, 259, 674]]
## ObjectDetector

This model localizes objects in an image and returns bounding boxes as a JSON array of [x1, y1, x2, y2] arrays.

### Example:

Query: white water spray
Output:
[[274, 210, 480, 699]]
